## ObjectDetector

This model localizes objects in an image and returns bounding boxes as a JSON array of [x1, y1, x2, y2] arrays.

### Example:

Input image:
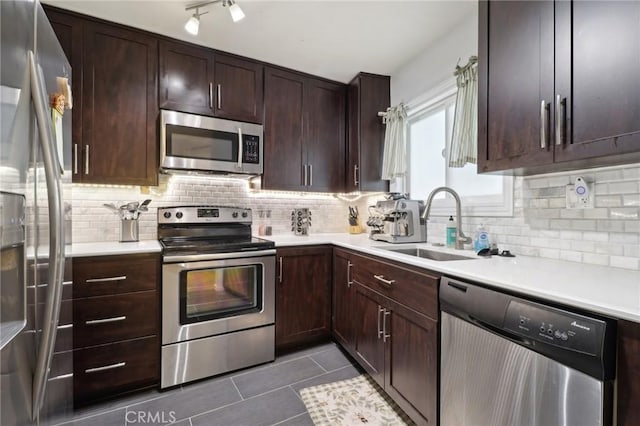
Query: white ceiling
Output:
[[43, 0, 476, 83]]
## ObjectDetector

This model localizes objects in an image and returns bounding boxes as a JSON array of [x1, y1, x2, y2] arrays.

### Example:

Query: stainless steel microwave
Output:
[[160, 110, 263, 175]]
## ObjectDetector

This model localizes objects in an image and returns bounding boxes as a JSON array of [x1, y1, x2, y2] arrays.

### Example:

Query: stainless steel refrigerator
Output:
[[1, 0, 73, 423]]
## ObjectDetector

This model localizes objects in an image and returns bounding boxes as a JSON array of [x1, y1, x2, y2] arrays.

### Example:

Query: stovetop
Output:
[[160, 236, 275, 256]]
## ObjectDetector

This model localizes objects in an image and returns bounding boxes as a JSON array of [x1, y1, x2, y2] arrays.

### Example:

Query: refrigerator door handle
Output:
[[28, 51, 66, 421]]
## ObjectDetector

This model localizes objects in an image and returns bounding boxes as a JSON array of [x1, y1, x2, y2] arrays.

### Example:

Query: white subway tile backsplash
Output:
[[608, 181, 639, 194], [596, 220, 625, 233], [595, 195, 623, 207], [609, 256, 640, 270], [582, 253, 610, 266], [623, 194, 640, 207], [559, 250, 583, 263], [609, 207, 639, 220]]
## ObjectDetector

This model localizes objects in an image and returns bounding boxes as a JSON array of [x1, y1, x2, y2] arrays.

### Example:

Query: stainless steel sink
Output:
[[378, 247, 476, 261]]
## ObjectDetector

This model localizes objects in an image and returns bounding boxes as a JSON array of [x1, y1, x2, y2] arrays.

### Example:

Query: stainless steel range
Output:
[[158, 205, 276, 388]]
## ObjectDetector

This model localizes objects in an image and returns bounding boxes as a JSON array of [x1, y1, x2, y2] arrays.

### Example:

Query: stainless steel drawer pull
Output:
[[383, 309, 391, 343], [309, 164, 313, 186], [555, 94, 565, 146], [84, 145, 89, 174], [347, 261, 353, 288], [85, 316, 126, 325], [57, 324, 73, 330], [354, 164, 359, 186], [48, 373, 73, 381], [209, 83, 214, 109], [540, 100, 548, 149], [85, 275, 127, 283], [377, 305, 384, 339], [85, 362, 126, 374], [373, 274, 395, 286], [73, 144, 78, 174], [217, 84, 222, 110], [278, 256, 283, 283]]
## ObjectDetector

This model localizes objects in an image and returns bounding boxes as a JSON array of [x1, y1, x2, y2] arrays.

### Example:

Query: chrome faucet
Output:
[[422, 187, 472, 250]]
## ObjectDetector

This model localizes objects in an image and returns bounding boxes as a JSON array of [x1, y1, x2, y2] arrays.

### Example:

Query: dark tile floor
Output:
[[51, 342, 363, 426]]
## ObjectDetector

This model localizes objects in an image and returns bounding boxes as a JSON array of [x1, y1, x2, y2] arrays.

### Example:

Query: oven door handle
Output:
[[163, 249, 276, 263]]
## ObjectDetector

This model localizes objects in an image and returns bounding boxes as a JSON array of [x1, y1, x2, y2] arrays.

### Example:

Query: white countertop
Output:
[[71, 240, 162, 257], [265, 233, 640, 323]]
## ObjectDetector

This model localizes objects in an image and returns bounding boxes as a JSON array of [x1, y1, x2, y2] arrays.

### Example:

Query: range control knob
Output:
[[242, 211, 248, 218], [232, 212, 239, 218], [176, 212, 183, 219], [163, 212, 171, 219]]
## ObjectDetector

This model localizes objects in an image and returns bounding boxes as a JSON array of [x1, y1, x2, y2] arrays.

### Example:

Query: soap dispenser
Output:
[[446, 216, 457, 248]]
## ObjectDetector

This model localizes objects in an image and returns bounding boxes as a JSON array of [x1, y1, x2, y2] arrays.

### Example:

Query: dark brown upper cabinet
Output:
[[213, 53, 263, 124], [159, 42, 263, 124], [46, 5, 159, 186], [159, 40, 215, 117], [478, 0, 640, 175], [263, 67, 346, 192], [347, 73, 390, 192], [82, 21, 158, 186]]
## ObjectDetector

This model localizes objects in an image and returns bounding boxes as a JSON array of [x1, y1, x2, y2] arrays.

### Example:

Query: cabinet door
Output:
[[44, 7, 84, 182], [305, 78, 346, 192], [478, 0, 555, 172], [332, 249, 355, 354], [214, 53, 263, 124], [159, 40, 214, 116], [353, 282, 385, 387], [618, 319, 640, 426], [347, 73, 389, 193], [384, 300, 438, 426], [263, 67, 306, 191], [554, 1, 640, 163], [82, 21, 158, 185], [275, 246, 332, 350]]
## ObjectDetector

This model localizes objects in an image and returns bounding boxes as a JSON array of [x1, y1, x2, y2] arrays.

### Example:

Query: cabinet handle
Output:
[[309, 164, 313, 187], [278, 256, 283, 283], [85, 362, 126, 374], [354, 164, 359, 186], [217, 84, 222, 110], [57, 324, 73, 330], [48, 373, 73, 381], [555, 94, 565, 146], [84, 145, 89, 175], [540, 100, 549, 149], [377, 305, 384, 339], [73, 144, 78, 174], [373, 274, 395, 287], [383, 309, 391, 343], [85, 316, 126, 325], [347, 261, 353, 288], [209, 83, 214, 109], [85, 275, 127, 283], [303, 164, 308, 186]]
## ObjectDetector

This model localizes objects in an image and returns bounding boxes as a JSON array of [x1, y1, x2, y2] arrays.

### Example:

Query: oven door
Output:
[[162, 251, 275, 345]]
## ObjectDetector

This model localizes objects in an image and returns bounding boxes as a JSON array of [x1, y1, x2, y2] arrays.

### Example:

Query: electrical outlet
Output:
[[565, 179, 594, 209]]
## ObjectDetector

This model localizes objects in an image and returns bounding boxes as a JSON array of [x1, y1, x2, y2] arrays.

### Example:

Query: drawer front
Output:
[[73, 253, 159, 298], [74, 336, 158, 404], [74, 291, 158, 348], [351, 253, 439, 320]]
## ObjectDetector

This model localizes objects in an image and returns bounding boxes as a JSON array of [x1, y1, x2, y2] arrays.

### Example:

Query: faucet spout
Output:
[[422, 186, 472, 250]]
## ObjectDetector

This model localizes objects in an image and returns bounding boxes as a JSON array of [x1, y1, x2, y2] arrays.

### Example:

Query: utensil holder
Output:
[[120, 219, 139, 242]]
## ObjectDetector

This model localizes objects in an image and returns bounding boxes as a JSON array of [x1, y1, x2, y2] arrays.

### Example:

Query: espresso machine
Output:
[[367, 198, 427, 243]]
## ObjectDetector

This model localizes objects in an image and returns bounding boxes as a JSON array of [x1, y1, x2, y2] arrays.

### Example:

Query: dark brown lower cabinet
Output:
[[353, 282, 436, 426], [275, 246, 332, 351], [332, 249, 355, 354], [618, 319, 640, 425]]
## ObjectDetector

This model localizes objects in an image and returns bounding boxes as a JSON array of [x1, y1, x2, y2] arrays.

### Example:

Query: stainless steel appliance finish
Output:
[[159, 205, 275, 388], [440, 277, 616, 426], [160, 109, 263, 175], [1, 0, 73, 423], [368, 199, 426, 243]]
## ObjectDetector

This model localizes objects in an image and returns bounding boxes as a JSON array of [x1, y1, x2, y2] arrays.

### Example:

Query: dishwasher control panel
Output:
[[504, 300, 605, 356]]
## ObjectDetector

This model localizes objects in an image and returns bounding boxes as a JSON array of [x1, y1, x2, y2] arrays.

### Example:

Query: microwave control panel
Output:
[[243, 135, 260, 164]]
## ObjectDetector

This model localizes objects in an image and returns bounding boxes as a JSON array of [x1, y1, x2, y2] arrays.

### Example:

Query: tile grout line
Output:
[[270, 411, 309, 426], [307, 355, 328, 373], [188, 364, 356, 422], [289, 385, 305, 403], [230, 344, 337, 379], [230, 376, 245, 400]]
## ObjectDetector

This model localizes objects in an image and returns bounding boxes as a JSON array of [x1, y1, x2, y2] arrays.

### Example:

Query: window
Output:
[[404, 82, 513, 216]]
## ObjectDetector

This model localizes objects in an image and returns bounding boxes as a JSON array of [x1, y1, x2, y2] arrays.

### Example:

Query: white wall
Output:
[[391, 6, 477, 106]]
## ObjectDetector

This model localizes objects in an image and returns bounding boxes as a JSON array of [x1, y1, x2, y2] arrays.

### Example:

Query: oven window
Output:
[[179, 265, 262, 324], [167, 124, 238, 162]]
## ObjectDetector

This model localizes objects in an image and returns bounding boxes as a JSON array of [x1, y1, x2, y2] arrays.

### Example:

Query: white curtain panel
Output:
[[381, 103, 408, 180], [449, 60, 478, 167]]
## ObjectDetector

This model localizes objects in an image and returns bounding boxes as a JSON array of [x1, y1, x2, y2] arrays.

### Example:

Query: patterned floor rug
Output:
[[299, 375, 415, 425]]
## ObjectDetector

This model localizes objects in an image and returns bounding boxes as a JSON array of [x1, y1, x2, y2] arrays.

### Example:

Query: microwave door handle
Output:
[[237, 128, 243, 169]]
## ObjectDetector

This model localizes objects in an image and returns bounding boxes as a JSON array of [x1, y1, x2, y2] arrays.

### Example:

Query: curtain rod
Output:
[[454, 55, 478, 76]]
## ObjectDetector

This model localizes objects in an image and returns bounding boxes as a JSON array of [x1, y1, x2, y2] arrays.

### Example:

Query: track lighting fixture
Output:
[[184, 0, 245, 35]]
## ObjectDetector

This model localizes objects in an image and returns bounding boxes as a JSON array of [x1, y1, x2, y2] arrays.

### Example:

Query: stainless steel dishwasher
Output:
[[440, 276, 617, 426]]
